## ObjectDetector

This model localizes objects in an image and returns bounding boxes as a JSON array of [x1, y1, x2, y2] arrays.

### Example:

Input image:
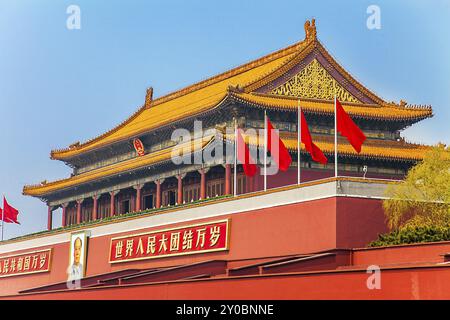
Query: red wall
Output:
[[0, 242, 70, 296], [352, 241, 450, 266], [336, 197, 388, 248], [0, 196, 389, 296]]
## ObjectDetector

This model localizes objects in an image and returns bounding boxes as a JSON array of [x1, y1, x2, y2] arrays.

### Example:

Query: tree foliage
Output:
[[369, 225, 450, 247], [383, 144, 450, 230]]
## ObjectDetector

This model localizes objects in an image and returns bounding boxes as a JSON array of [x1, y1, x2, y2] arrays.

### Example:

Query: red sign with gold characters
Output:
[[133, 138, 145, 157], [109, 219, 230, 263], [0, 249, 52, 278]]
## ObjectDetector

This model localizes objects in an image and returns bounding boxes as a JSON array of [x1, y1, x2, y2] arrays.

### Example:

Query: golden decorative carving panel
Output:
[[271, 59, 360, 103]]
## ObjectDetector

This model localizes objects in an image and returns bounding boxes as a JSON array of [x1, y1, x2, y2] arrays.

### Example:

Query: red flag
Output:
[[0, 207, 11, 223], [3, 197, 20, 224], [236, 129, 257, 177], [300, 110, 328, 164], [336, 99, 366, 153], [266, 117, 292, 171]]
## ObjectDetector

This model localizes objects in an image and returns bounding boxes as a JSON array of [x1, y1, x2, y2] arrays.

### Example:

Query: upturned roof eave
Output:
[[229, 92, 433, 123]]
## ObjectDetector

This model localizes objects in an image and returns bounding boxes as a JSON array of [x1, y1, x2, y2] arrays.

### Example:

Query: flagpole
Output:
[[234, 118, 238, 197], [264, 111, 267, 191], [1, 196, 4, 241], [334, 96, 338, 177], [297, 99, 301, 184]]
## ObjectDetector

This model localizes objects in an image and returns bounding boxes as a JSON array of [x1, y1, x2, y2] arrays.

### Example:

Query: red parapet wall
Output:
[[252, 168, 403, 192]]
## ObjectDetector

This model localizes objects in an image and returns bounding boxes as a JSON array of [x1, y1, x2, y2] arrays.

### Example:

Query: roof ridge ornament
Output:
[[145, 87, 153, 109], [228, 84, 243, 93], [398, 99, 432, 110], [69, 141, 80, 149], [304, 18, 317, 42]]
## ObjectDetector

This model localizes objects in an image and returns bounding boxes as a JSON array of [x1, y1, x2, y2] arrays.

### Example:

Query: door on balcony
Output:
[[143, 194, 154, 210]]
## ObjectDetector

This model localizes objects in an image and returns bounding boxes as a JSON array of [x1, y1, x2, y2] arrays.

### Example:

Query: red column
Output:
[[155, 180, 162, 209], [109, 191, 117, 217], [199, 169, 206, 200], [246, 176, 254, 193], [225, 164, 231, 195], [134, 185, 142, 212], [76, 199, 83, 224], [61, 203, 67, 227], [92, 195, 99, 221], [47, 206, 53, 231], [177, 175, 183, 205]]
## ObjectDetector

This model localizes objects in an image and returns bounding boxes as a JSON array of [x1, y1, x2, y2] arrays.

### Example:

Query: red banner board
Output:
[[109, 220, 230, 263], [0, 249, 52, 278]]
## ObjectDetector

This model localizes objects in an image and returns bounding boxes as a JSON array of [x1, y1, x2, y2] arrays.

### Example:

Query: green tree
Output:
[[383, 144, 450, 230]]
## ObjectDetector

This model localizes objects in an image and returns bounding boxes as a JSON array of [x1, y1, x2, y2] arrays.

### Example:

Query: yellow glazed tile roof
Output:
[[232, 93, 433, 121], [24, 136, 215, 197], [49, 19, 431, 162], [50, 40, 308, 160]]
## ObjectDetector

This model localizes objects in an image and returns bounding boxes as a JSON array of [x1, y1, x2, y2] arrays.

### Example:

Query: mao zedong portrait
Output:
[[67, 237, 84, 281]]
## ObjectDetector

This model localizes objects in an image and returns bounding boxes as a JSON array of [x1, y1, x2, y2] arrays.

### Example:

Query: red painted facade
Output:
[[2, 180, 449, 299]]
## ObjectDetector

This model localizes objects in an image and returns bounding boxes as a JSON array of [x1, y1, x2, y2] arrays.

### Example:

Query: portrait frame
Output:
[[67, 230, 89, 280]]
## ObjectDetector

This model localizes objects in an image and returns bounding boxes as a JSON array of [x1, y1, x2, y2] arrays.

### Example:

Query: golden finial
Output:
[[304, 18, 317, 41], [145, 87, 153, 108]]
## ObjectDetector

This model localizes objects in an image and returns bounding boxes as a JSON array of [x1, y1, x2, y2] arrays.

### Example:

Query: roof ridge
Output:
[[151, 18, 319, 106], [241, 36, 388, 106], [151, 40, 305, 107], [51, 104, 148, 158], [315, 41, 385, 105], [242, 39, 316, 93]]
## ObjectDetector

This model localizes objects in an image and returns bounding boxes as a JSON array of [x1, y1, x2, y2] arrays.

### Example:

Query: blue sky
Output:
[[0, 0, 449, 239]]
